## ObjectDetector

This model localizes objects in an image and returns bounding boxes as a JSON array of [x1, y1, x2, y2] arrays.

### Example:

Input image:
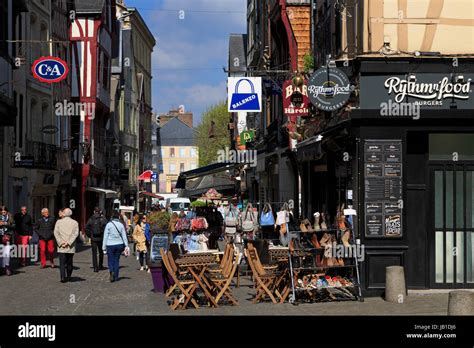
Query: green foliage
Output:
[[195, 101, 231, 166], [303, 52, 314, 74], [147, 211, 170, 230], [191, 200, 207, 207]]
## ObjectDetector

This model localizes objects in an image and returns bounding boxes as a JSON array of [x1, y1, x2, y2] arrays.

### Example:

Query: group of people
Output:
[[0, 205, 79, 281], [0, 205, 139, 283]]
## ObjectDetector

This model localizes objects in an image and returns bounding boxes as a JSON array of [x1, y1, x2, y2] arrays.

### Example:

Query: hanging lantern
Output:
[[292, 71, 304, 87]]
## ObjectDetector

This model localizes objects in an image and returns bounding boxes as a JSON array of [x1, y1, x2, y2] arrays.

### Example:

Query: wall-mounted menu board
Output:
[[364, 140, 402, 238]]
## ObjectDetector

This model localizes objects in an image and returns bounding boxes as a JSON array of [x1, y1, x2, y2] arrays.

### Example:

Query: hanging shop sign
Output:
[[364, 140, 403, 238], [228, 77, 262, 112], [307, 67, 352, 111], [239, 130, 255, 145], [283, 80, 309, 117], [32, 56, 69, 84], [360, 74, 474, 110]]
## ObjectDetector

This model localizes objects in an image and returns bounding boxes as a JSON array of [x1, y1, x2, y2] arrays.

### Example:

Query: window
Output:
[[169, 163, 176, 173], [180, 163, 185, 173], [191, 148, 198, 158], [429, 134, 474, 161], [103, 55, 109, 89], [170, 147, 175, 158], [159, 163, 163, 174], [179, 148, 186, 158], [160, 148, 165, 158], [191, 162, 197, 170], [152, 148, 157, 155]]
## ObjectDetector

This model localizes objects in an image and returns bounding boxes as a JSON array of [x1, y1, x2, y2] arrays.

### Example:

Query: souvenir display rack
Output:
[[286, 226, 364, 304]]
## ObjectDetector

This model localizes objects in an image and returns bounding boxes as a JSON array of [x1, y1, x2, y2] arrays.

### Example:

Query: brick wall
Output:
[[287, 5, 311, 71]]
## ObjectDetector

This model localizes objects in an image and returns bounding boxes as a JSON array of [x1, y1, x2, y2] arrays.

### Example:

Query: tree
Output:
[[195, 101, 230, 166]]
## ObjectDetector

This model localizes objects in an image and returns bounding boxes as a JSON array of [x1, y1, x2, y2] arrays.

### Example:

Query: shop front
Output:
[[298, 59, 474, 295], [353, 59, 474, 295]]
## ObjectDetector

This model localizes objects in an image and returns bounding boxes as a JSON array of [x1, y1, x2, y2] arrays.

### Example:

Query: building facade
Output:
[[155, 109, 198, 194], [296, 0, 474, 294], [112, 2, 155, 208]]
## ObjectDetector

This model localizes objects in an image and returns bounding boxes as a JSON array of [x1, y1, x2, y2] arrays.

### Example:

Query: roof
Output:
[[74, 0, 105, 14], [159, 117, 197, 147]]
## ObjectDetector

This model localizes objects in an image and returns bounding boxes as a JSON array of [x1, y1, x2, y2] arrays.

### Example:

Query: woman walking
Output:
[[132, 215, 148, 272], [103, 211, 129, 282]]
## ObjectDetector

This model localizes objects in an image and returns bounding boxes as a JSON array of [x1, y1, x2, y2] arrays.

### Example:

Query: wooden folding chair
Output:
[[164, 250, 192, 297], [208, 250, 240, 306], [246, 246, 290, 304], [245, 248, 280, 304], [208, 243, 233, 274], [160, 248, 199, 310]]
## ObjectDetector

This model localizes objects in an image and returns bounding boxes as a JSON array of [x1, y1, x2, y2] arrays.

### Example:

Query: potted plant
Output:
[[147, 211, 170, 234]]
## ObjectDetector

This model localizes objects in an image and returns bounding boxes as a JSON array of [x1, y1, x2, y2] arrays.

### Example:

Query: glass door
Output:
[[430, 164, 474, 288]]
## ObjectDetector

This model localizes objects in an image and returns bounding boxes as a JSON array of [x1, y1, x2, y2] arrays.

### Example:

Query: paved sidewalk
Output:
[[0, 244, 451, 315]]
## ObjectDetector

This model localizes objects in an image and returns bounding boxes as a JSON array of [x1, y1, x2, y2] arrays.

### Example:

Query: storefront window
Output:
[[429, 134, 474, 161], [435, 171, 443, 229], [446, 171, 453, 229]]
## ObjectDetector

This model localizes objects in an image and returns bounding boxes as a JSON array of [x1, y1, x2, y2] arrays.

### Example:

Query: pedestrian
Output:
[[53, 208, 79, 283], [85, 207, 107, 272], [103, 211, 130, 282], [131, 212, 140, 257], [35, 208, 56, 269], [0, 206, 14, 276], [14, 206, 33, 267], [58, 208, 65, 219], [132, 215, 149, 272]]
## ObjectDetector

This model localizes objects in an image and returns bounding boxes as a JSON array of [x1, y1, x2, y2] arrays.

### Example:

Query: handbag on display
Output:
[[260, 204, 275, 226], [276, 210, 288, 226], [224, 207, 238, 227], [241, 204, 257, 232]]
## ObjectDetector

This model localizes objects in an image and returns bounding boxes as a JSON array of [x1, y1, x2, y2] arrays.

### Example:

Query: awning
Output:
[[139, 191, 164, 199], [86, 187, 118, 198], [176, 162, 239, 198], [296, 119, 351, 162]]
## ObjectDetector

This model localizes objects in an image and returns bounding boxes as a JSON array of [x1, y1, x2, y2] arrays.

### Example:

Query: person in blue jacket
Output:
[[103, 211, 129, 282]]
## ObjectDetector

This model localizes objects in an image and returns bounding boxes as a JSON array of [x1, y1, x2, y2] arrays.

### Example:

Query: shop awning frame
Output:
[[86, 187, 118, 198]]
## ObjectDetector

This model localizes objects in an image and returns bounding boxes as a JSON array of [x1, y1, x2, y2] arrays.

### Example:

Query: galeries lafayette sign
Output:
[[360, 74, 474, 109]]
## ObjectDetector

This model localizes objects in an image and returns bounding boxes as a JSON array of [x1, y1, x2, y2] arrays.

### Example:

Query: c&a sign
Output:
[[32, 56, 69, 84]]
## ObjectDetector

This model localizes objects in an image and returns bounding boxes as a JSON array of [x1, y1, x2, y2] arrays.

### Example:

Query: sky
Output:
[[124, 0, 247, 126]]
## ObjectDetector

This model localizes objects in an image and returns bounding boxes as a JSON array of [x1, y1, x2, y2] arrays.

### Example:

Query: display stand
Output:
[[287, 226, 363, 304]]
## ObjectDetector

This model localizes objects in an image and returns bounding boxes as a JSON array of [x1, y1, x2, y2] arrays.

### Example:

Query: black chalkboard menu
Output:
[[364, 140, 402, 238], [149, 234, 169, 265]]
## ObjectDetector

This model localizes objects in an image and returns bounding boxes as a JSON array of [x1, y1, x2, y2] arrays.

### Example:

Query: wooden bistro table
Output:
[[175, 252, 220, 308]]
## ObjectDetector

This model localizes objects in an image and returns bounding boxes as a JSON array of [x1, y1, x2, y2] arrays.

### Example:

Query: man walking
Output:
[[85, 207, 107, 272], [53, 208, 79, 283], [14, 206, 33, 267], [35, 208, 56, 269]]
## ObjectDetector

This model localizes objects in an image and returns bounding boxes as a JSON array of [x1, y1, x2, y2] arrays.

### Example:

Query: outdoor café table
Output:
[[175, 254, 219, 308]]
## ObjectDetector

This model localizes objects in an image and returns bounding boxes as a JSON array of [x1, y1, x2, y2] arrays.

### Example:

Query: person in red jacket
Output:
[[14, 206, 33, 267]]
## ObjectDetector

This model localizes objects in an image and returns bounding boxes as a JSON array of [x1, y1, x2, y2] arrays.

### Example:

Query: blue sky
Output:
[[125, 0, 247, 125]]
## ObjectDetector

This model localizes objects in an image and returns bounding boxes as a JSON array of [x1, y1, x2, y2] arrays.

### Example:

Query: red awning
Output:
[[139, 191, 164, 199]]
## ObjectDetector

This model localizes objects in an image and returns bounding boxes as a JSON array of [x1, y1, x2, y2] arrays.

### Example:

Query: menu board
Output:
[[149, 234, 169, 264], [364, 140, 402, 237]]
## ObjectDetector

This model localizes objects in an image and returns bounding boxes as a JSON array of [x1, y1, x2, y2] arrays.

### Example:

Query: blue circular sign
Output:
[[32, 56, 69, 84]]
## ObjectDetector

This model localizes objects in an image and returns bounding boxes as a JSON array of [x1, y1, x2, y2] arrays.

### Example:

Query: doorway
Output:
[[429, 164, 474, 288]]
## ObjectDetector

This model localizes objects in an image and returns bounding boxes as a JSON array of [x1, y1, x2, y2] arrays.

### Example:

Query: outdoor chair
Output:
[[160, 248, 199, 310]]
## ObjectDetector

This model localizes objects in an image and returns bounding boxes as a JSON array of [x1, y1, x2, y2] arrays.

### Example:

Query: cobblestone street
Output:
[[0, 243, 452, 316]]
